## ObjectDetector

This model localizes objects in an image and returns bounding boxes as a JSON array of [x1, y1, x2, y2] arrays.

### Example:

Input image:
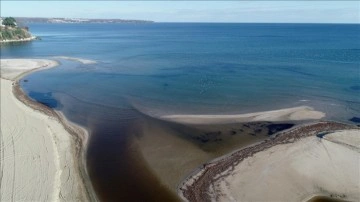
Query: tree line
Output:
[[2, 17, 17, 27]]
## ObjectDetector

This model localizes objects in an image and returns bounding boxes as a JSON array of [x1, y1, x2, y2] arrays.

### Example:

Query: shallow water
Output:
[[2, 23, 359, 200]]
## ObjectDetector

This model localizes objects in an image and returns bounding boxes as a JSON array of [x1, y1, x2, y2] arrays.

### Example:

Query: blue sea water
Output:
[[1, 23, 360, 201], [2, 23, 359, 120]]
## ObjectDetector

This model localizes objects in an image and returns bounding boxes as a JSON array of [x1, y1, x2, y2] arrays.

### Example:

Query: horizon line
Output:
[[10, 16, 360, 25]]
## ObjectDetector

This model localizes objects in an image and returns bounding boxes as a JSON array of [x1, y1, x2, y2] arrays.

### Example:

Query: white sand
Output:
[[0, 59, 89, 201], [1, 59, 58, 80], [212, 130, 360, 202], [161, 106, 325, 124]]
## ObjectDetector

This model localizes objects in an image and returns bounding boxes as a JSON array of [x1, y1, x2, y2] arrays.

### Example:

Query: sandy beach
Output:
[[0, 59, 94, 201], [179, 122, 360, 202]]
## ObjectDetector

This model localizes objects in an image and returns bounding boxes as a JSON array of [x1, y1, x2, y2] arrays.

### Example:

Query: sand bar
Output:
[[54, 56, 97, 64], [0, 59, 94, 201], [159, 106, 325, 125], [179, 122, 360, 202]]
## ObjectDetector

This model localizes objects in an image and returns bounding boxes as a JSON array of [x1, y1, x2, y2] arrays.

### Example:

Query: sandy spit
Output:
[[53, 56, 97, 64], [0, 59, 96, 201], [161, 106, 325, 125], [179, 122, 360, 202]]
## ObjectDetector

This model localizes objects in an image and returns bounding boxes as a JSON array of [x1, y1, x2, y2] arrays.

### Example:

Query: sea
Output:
[[1, 23, 359, 201]]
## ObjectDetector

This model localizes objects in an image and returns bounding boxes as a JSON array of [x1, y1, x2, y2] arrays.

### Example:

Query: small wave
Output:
[[53, 56, 97, 64]]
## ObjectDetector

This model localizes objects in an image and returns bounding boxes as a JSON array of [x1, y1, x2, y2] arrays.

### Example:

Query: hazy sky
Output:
[[1, 1, 359, 23]]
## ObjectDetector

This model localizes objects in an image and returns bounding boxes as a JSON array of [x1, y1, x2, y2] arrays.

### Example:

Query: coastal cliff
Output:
[[0, 17, 35, 43]]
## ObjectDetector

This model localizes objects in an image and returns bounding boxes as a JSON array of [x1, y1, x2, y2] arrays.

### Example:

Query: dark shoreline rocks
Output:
[[349, 117, 360, 123]]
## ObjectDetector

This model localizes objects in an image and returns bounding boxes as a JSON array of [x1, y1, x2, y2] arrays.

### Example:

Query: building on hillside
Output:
[[0, 18, 17, 27]]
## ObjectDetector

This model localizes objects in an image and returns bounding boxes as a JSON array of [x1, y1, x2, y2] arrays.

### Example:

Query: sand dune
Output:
[[0, 59, 91, 201]]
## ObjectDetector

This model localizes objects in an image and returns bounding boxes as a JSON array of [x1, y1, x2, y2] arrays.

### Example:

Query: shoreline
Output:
[[178, 121, 359, 202], [13, 82, 97, 201], [0, 59, 97, 201], [0, 36, 37, 44]]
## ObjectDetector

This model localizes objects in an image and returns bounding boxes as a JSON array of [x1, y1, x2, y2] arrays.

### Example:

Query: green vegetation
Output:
[[0, 27, 32, 41], [0, 17, 33, 42], [2, 17, 17, 27]]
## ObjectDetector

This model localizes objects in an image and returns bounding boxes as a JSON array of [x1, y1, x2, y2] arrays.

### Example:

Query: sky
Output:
[[1, 1, 359, 23]]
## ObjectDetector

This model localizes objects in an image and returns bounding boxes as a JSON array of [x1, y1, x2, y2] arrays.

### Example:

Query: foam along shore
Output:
[[0, 36, 37, 44], [160, 106, 325, 125], [0, 59, 93, 201], [179, 122, 360, 202]]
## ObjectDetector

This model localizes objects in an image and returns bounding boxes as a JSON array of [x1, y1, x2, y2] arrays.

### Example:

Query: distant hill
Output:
[[15, 17, 154, 24]]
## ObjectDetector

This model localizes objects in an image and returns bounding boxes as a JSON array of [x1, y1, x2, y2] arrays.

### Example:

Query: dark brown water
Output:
[[45, 93, 180, 201], [307, 196, 350, 202], [86, 120, 180, 201], [83, 108, 180, 201]]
